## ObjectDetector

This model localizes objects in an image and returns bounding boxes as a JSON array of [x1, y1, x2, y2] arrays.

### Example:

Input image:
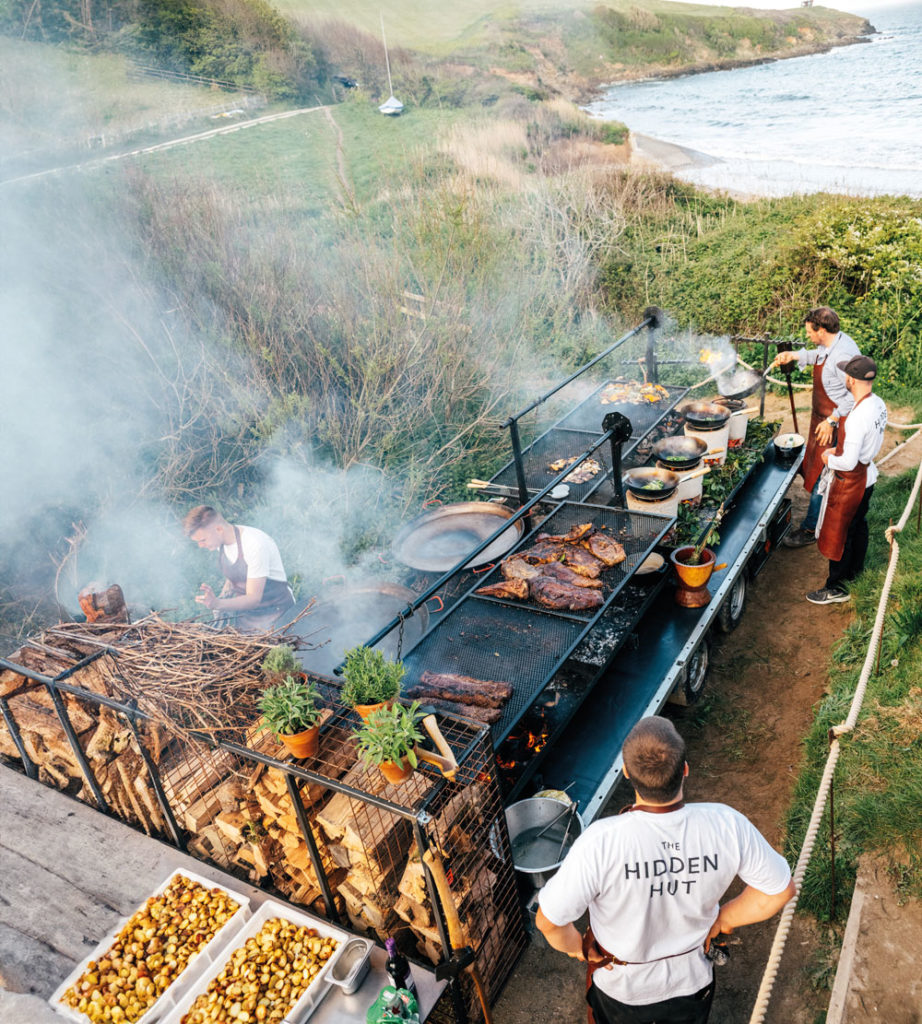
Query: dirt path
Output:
[[495, 392, 919, 1024]]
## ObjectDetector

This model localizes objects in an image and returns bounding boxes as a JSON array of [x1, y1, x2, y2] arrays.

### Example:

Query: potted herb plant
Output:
[[670, 506, 725, 608], [260, 644, 301, 686], [354, 701, 425, 786], [258, 674, 323, 758], [340, 646, 405, 721]]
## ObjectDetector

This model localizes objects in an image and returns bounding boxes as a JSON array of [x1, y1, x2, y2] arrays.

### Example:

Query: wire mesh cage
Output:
[[0, 619, 527, 1024]]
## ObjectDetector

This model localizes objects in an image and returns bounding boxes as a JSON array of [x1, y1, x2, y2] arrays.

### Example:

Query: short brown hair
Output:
[[183, 505, 220, 536], [804, 306, 839, 334], [622, 717, 686, 803]]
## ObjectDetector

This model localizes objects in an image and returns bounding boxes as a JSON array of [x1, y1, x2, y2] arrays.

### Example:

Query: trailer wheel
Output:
[[717, 573, 747, 633], [670, 639, 710, 707]]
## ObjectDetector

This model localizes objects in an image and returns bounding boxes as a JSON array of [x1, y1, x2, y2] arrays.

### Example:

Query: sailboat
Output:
[[378, 15, 404, 116]]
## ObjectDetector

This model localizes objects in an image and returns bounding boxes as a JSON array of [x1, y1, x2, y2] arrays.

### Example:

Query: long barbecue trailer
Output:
[[0, 309, 804, 1024]]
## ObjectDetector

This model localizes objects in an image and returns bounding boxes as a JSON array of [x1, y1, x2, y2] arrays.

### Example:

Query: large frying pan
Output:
[[392, 501, 525, 573], [290, 581, 429, 679]]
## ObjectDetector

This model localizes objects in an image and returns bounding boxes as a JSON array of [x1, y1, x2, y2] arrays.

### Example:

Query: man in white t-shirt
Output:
[[184, 505, 294, 631], [807, 355, 888, 605], [537, 717, 795, 1024]]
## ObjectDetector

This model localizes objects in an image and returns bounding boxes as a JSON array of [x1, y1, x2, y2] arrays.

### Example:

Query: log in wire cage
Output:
[[0, 620, 527, 1024]]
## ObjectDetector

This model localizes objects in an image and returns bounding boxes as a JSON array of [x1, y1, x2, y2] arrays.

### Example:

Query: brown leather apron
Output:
[[817, 395, 870, 563], [803, 359, 836, 493], [218, 526, 294, 627], [584, 800, 699, 1024]]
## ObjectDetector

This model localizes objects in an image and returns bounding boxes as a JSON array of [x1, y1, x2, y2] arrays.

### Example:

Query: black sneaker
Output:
[[783, 528, 816, 548], [806, 587, 851, 605]]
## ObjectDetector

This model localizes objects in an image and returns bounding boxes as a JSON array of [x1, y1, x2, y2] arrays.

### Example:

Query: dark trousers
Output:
[[825, 485, 874, 591], [587, 978, 715, 1024]]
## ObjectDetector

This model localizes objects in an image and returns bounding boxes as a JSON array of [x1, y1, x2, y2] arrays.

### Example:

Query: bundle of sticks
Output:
[[46, 615, 299, 742]]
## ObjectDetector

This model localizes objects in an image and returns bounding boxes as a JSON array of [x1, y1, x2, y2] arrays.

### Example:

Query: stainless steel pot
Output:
[[392, 502, 525, 573], [505, 797, 584, 888]]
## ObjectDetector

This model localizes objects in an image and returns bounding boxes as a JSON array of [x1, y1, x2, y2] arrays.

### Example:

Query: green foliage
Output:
[[340, 647, 405, 707], [601, 191, 922, 387], [354, 700, 424, 768], [260, 643, 300, 679], [257, 674, 321, 735], [784, 469, 922, 919]]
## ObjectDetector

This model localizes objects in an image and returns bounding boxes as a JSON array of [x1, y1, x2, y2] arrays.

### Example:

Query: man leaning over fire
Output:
[[536, 717, 795, 1024], [183, 505, 294, 632], [772, 306, 860, 548]]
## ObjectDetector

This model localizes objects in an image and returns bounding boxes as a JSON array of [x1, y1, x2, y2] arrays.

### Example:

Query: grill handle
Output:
[[603, 411, 633, 508]]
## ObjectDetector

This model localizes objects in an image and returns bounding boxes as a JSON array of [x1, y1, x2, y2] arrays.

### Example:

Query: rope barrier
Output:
[[747, 454, 922, 1024]]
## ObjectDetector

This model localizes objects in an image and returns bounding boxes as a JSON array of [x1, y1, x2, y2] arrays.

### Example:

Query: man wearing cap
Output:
[[807, 354, 887, 605], [773, 307, 861, 548], [536, 717, 795, 1024]]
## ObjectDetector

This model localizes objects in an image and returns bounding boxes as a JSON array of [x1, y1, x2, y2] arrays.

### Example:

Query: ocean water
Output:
[[584, 3, 922, 199]]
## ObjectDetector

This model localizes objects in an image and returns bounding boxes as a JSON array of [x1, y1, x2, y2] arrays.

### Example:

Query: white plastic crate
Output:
[[160, 900, 351, 1024], [49, 868, 252, 1024]]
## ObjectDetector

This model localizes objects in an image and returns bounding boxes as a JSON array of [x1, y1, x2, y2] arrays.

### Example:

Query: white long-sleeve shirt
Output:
[[796, 331, 860, 420], [828, 393, 887, 487]]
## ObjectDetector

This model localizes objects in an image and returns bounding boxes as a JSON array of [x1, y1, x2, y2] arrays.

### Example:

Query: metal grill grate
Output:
[[556, 381, 689, 436], [399, 501, 673, 743]]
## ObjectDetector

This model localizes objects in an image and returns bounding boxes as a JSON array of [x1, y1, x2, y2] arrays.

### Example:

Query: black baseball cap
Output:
[[837, 355, 877, 381]]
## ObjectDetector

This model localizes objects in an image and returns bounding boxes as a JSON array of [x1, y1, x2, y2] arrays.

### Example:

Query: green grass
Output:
[[785, 469, 922, 921], [0, 37, 254, 157], [130, 99, 467, 214]]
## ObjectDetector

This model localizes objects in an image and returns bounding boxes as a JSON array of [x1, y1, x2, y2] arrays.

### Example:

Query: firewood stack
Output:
[[0, 645, 170, 836]]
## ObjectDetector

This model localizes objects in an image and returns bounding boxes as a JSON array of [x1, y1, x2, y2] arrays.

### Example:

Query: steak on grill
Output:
[[581, 533, 627, 566], [500, 558, 542, 581], [415, 698, 502, 724], [476, 578, 529, 600], [535, 562, 602, 589], [407, 671, 514, 708], [529, 577, 604, 611], [519, 540, 603, 578]]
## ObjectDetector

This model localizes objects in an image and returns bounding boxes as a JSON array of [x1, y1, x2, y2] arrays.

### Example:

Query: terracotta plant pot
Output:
[[279, 724, 320, 759], [670, 546, 716, 608], [378, 750, 416, 786], [354, 698, 396, 722]]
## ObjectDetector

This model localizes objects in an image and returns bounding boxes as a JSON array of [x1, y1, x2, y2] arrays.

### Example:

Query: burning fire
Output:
[[698, 348, 720, 365], [496, 712, 551, 771]]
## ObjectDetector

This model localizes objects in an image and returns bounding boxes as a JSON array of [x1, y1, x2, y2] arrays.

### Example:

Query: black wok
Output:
[[623, 467, 680, 500], [392, 501, 524, 572], [652, 435, 707, 471], [682, 401, 732, 430], [716, 365, 770, 401]]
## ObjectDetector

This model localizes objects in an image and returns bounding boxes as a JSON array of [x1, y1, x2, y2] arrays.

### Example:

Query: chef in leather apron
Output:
[[184, 505, 295, 631], [774, 308, 860, 541], [814, 356, 887, 597]]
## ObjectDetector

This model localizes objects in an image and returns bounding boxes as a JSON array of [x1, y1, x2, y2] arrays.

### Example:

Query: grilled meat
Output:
[[413, 698, 502, 725], [536, 562, 603, 589], [411, 671, 513, 707], [500, 558, 542, 581], [519, 540, 603, 577], [536, 523, 595, 544], [581, 533, 626, 566], [476, 579, 529, 600], [529, 577, 604, 611]]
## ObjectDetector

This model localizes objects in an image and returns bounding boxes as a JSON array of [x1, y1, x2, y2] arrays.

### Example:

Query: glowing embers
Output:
[[496, 705, 552, 780]]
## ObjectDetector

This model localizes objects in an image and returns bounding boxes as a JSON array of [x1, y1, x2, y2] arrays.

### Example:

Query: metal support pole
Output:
[[43, 681, 109, 811], [414, 819, 469, 1024], [643, 306, 661, 384], [285, 773, 341, 923], [125, 713, 185, 849], [508, 418, 530, 508], [0, 696, 38, 779]]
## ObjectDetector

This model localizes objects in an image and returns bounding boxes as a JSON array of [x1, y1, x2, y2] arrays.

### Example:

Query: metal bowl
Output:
[[506, 796, 584, 887], [392, 502, 524, 572], [773, 432, 805, 462]]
